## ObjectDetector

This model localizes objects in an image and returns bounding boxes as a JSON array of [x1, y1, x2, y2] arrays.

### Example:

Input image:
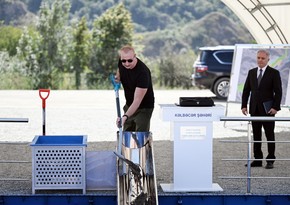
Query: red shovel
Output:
[[39, 89, 50, 135]]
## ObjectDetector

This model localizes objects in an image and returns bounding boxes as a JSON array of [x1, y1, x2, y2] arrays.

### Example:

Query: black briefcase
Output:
[[179, 97, 214, 107]]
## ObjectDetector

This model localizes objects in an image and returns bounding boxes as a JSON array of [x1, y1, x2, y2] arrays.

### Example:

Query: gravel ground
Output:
[[1, 133, 289, 195]]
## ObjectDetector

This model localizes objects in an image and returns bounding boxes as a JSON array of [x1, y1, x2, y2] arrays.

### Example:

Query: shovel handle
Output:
[[39, 89, 50, 108], [110, 74, 121, 91]]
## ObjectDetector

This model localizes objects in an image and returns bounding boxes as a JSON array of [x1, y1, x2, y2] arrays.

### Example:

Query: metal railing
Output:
[[0, 118, 30, 181], [219, 116, 290, 193], [0, 118, 29, 123]]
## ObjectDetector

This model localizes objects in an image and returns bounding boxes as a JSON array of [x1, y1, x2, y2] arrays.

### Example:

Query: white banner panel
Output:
[[228, 44, 290, 106]]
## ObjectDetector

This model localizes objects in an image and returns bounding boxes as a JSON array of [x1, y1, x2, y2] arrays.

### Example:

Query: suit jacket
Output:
[[241, 66, 282, 115]]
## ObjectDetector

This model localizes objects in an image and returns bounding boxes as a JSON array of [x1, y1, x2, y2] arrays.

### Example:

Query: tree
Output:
[[0, 50, 30, 89], [157, 41, 193, 88], [70, 16, 91, 89], [17, 0, 72, 89], [17, 27, 41, 88], [0, 25, 22, 56], [89, 3, 134, 88], [35, 0, 71, 89]]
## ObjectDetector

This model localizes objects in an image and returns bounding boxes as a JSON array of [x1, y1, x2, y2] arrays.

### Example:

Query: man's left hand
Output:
[[268, 108, 277, 115]]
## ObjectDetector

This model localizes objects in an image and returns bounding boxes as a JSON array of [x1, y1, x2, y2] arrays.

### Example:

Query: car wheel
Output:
[[213, 77, 230, 99]]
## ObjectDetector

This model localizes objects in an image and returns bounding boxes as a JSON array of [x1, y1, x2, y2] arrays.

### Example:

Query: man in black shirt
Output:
[[115, 45, 155, 131]]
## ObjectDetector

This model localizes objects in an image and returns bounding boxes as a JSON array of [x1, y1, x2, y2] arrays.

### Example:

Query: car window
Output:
[[214, 51, 233, 64], [200, 51, 209, 62]]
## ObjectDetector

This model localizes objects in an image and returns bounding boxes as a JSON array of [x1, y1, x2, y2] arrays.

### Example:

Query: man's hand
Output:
[[115, 69, 121, 82], [116, 116, 128, 128], [242, 108, 248, 116], [268, 108, 277, 115]]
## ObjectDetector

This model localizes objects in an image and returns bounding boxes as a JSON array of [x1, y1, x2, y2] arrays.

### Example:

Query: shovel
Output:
[[110, 74, 123, 155], [39, 89, 50, 135]]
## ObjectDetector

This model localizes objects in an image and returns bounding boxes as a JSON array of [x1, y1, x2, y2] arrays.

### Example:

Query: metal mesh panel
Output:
[[32, 146, 86, 193]]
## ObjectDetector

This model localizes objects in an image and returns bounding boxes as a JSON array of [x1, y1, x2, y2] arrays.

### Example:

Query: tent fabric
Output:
[[221, 0, 290, 44]]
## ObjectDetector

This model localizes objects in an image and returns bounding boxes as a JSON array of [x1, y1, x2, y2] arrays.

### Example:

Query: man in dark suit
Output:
[[241, 49, 282, 169]]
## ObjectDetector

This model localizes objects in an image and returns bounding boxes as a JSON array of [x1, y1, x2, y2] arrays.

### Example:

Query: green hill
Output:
[[141, 12, 253, 57], [0, 0, 254, 56]]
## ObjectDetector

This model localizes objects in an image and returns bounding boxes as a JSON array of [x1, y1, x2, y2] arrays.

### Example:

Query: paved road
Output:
[[0, 89, 289, 142]]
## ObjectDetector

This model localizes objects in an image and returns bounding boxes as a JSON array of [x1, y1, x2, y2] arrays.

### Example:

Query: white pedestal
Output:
[[159, 104, 224, 192]]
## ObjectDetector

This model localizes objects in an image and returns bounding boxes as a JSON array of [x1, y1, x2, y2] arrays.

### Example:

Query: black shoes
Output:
[[245, 161, 262, 167], [265, 162, 274, 169], [245, 161, 274, 169]]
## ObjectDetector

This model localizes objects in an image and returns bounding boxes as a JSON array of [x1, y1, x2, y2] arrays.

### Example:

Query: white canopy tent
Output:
[[221, 0, 290, 44]]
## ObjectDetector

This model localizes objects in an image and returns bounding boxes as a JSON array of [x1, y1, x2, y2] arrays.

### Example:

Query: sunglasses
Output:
[[121, 59, 133, 63]]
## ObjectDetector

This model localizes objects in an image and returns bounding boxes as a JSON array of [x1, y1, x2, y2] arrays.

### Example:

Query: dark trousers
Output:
[[251, 110, 276, 163], [123, 104, 154, 132]]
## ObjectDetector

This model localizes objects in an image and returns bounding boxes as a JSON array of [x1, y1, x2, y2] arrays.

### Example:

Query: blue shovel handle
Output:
[[110, 74, 121, 91]]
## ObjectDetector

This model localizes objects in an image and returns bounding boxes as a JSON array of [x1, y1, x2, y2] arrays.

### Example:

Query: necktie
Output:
[[257, 69, 263, 86]]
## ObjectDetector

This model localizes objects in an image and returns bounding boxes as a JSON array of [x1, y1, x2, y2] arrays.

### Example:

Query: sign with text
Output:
[[159, 104, 225, 122], [180, 126, 206, 140]]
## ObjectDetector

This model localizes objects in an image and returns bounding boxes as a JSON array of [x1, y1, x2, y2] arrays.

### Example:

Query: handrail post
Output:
[[246, 120, 251, 193]]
